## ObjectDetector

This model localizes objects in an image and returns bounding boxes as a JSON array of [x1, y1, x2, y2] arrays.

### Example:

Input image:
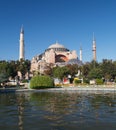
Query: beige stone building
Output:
[[31, 42, 82, 73]]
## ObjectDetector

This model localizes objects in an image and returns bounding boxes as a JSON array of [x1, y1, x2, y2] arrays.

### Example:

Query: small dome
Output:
[[48, 42, 65, 49]]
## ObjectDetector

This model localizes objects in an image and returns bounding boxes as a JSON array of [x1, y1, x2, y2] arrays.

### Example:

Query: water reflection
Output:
[[17, 94, 25, 130], [0, 91, 116, 130]]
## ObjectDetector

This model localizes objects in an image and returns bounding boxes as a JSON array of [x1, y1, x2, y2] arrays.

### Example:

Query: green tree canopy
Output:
[[66, 64, 79, 77], [0, 73, 9, 84], [16, 59, 31, 79], [53, 66, 69, 80], [88, 68, 103, 80]]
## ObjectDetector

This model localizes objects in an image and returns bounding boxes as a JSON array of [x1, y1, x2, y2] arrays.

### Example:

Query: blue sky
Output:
[[0, 0, 116, 62]]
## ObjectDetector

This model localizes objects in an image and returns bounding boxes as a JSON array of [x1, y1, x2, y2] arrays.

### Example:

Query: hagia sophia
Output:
[[30, 41, 83, 73], [19, 27, 96, 74]]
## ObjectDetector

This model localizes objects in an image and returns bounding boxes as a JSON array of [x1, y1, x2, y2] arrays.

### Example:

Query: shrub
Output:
[[83, 79, 89, 84], [30, 75, 54, 89], [74, 78, 81, 85], [96, 79, 103, 85], [22, 79, 29, 83]]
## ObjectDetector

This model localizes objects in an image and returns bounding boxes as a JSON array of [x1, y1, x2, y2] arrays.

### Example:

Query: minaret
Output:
[[80, 46, 82, 62], [92, 33, 96, 61], [19, 26, 25, 61]]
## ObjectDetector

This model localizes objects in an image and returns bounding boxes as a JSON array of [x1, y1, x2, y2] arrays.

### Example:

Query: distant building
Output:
[[31, 42, 82, 72]]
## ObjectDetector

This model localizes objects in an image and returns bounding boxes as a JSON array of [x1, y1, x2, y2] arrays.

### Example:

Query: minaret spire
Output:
[[93, 32, 95, 41], [92, 32, 96, 61], [21, 25, 24, 34], [19, 26, 25, 61], [80, 44, 82, 62]]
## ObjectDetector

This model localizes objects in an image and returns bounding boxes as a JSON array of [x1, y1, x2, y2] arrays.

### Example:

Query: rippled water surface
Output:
[[0, 91, 116, 130]]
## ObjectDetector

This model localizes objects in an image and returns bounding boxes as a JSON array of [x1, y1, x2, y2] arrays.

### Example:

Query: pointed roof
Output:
[[93, 32, 96, 41], [20, 25, 24, 34], [80, 43, 82, 50]]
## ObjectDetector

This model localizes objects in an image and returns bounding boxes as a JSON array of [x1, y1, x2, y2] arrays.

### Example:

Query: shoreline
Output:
[[0, 85, 116, 93]]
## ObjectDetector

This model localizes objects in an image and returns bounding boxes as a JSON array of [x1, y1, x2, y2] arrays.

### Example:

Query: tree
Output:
[[7, 61, 17, 79], [0, 73, 9, 86], [100, 59, 116, 81], [66, 64, 79, 77], [53, 66, 69, 80], [88, 68, 103, 80], [16, 59, 31, 79], [89, 60, 99, 69], [81, 63, 90, 79], [43, 63, 53, 76]]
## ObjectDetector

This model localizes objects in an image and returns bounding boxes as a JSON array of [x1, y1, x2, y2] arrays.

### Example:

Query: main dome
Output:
[[47, 42, 69, 52]]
